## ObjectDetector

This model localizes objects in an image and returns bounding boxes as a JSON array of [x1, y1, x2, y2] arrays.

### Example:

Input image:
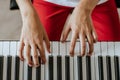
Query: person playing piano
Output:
[[16, 0, 120, 67]]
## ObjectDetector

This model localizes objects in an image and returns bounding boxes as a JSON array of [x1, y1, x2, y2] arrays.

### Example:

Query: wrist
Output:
[[77, 0, 99, 13]]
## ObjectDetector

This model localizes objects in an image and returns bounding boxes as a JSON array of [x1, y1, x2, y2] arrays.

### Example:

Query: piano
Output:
[[0, 41, 120, 80]]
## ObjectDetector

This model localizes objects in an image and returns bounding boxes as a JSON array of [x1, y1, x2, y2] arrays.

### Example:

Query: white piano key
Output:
[[45, 54, 49, 80], [94, 42, 101, 80], [3, 41, 10, 56], [10, 41, 18, 80], [74, 42, 80, 80], [10, 41, 17, 56], [114, 42, 120, 56], [62, 56, 65, 80], [102, 56, 107, 80], [60, 42, 66, 56], [52, 42, 58, 80], [82, 56, 86, 80], [52, 42, 59, 54], [101, 42, 108, 55], [73, 41, 80, 80], [41, 64, 45, 80], [17, 41, 20, 56], [91, 41, 98, 80], [19, 60, 24, 80], [0, 41, 3, 55], [107, 42, 115, 80], [101, 42, 107, 80], [50, 42, 53, 54], [70, 57, 74, 80], [75, 41, 80, 56], [111, 56, 115, 80], [24, 61, 28, 80], [114, 42, 120, 80], [66, 41, 70, 55], [119, 56, 120, 78], [74, 56, 78, 80], [107, 42, 115, 56], [91, 56, 95, 80], [32, 67, 36, 80], [11, 56, 15, 80], [53, 55, 57, 80], [9, 40, 17, 80], [3, 57, 7, 80]]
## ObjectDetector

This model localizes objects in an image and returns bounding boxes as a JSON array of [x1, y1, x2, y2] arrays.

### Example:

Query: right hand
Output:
[[18, 13, 50, 67]]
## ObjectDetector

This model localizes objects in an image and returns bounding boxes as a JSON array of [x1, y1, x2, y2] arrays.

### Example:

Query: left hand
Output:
[[61, 4, 97, 56]]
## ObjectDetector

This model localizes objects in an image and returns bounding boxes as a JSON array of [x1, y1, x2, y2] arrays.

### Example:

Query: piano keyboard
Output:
[[0, 41, 120, 80]]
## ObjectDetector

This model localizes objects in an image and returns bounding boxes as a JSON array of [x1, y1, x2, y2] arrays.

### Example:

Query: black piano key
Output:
[[114, 56, 120, 80], [65, 56, 70, 80], [27, 57, 32, 80], [86, 56, 91, 80], [0, 56, 3, 80], [36, 57, 41, 80], [15, 56, 20, 80], [57, 56, 62, 80], [106, 56, 112, 80], [49, 56, 53, 80], [98, 56, 104, 80], [77, 56, 83, 80], [7, 56, 12, 80]]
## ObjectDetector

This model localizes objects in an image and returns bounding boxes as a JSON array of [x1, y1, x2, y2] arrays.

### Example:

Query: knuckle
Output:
[[73, 29, 79, 34], [81, 44, 86, 49], [37, 39, 42, 45], [33, 54, 38, 58]]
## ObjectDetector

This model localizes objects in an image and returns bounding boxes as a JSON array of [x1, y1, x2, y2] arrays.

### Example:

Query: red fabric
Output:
[[32, 0, 120, 41]]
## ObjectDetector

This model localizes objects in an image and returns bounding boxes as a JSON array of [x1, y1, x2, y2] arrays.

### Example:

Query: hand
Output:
[[61, 5, 97, 56], [18, 13, 50, 67]]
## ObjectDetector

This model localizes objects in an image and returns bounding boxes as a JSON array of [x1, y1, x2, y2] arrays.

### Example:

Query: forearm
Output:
[[77, 0, 99, 14], [16, 0, 37, 21]]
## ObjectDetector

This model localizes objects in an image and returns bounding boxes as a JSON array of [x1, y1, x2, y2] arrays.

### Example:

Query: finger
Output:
[[86, 33, 94, 56], [70, 31, 77, 56], [31, 44, 39, 67], [25, 44, 33, 67], [37, 42, 46, 64], [44, 31, 51, 53], [60, 14, 71, 42], [79, 32, 86, 56], [89, 18, 98, 43], [92, 28, 98, 43], [61, 25, 71, 42], [18, 41, 24, 61]]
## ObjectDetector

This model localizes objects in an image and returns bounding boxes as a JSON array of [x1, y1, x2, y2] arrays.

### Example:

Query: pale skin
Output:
[[16, 0, 98, 67]]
